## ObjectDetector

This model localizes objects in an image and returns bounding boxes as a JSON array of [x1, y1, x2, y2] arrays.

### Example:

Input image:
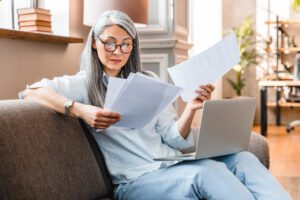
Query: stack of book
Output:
[[17, 7, 52, 33]]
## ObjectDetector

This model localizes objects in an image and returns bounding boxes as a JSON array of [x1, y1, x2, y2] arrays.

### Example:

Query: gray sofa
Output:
[[0, 100, 269, 200]]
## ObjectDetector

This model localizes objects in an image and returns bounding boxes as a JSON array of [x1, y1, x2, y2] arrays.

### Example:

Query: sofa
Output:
[[0, 100, 270, 200]]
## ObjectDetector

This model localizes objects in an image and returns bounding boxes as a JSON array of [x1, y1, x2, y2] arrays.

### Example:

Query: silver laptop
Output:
[[154, 97, 256, 161]]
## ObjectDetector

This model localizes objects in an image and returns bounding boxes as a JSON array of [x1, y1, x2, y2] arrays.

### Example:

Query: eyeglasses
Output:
[[99, 39, 134, 54]]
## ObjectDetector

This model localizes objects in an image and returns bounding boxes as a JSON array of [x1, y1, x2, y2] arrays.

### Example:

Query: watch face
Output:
[[66, 100, 73, 107]]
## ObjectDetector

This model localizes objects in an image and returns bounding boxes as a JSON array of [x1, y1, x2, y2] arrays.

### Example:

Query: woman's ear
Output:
[[92, 37, 97, 49]]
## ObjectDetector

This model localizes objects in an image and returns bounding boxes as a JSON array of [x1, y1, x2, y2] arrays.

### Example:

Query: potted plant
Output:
[[293, 0, 300, 12], [224, 16, 259, 96]]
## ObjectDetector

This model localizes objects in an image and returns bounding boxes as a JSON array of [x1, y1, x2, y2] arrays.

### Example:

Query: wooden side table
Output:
[[259, 81, 300, 136]]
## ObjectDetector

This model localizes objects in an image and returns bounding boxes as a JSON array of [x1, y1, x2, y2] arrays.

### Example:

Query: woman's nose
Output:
[[113, 46, 122, 55]]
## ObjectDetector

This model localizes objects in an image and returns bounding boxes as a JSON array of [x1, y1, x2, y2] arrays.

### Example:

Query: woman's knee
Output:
[[232, 151, 259, 163], [194, 159, 227, 170], [228, 151, 263, 172], [193, 159, 228, 179]]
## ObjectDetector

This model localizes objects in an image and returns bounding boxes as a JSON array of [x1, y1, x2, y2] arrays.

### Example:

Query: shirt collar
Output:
[[102, 71, 125, 87], [102, 72, 109, 87]]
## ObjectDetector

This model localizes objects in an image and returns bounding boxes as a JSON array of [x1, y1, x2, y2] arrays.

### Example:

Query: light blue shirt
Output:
[[20, 71, 194, 184]]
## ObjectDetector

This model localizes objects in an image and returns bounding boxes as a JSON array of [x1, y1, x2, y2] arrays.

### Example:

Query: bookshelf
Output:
[[0, 28, 84, 44], [259, 18, 300, 135], [264, 19, 300, 79]]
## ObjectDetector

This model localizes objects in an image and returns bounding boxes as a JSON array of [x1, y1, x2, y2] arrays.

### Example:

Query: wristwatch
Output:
[[64, 99, 74, 117]]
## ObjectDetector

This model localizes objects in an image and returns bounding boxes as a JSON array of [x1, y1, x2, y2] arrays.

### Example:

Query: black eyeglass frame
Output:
[[97, 38, 134, 54]]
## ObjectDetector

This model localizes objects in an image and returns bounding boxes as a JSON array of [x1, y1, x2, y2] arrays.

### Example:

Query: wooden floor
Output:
[[253, 125, 300, 200]]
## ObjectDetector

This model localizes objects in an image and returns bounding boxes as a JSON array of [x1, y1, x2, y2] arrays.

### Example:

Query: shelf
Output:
[[264, 20, 300, 25], [265, 20, 300, 36], [259, 80, 300, 87], [263, 74, 294, 81], [264, 47, 300, 54], [279, 47, 300, 53], [0, 28, 84, 44], [267, 102, 300, 108]]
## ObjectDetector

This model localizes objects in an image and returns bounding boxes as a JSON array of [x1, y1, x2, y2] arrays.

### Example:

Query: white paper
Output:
[[167, 32, 241, 102], [104, 77, 126, 110], [102, 73, 183, 129]]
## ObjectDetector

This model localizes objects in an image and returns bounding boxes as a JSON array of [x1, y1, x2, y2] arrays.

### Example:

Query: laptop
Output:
[[153, 97, 256, 161]]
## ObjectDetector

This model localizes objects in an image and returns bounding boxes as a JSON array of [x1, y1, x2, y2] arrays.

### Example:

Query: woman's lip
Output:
[[110, 59, 121, 62]]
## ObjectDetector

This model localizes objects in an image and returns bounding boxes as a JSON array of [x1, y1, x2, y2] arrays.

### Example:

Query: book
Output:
[[18, 13, 51, 22], [19, 25, 52, 33], [17, 7, 51, 15], [19, 20, 52, 27]]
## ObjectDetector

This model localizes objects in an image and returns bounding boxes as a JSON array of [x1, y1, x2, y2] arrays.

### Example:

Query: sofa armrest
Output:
[[181, 128, 270, 169], [248, 132, 270, 169]]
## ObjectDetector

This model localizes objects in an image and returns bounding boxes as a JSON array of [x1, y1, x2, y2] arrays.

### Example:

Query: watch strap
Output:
[[64, 99, 74, 117]]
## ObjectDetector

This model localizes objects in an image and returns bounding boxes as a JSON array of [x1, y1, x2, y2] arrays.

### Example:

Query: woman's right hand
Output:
[[23, 88, 120, 130], [72, 103, 121, 130]]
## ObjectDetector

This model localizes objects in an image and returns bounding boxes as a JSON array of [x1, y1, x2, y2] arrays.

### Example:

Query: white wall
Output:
[[189, 0, 223, 100], [189, 0, 222, 126]]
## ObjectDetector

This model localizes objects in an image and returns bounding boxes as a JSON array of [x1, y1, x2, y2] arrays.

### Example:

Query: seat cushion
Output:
[[0, 100, 112, 200]]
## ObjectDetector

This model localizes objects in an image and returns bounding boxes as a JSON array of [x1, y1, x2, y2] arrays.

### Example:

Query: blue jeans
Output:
[[114, 151, 291, 200]]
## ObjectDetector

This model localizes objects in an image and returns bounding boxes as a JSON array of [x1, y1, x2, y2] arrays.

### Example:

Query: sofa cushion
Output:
[[0, 100, 112, 200], [78, 119, 114, 197]]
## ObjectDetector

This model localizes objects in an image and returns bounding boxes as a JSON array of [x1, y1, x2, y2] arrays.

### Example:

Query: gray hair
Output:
[[80, 10, 142, 107]]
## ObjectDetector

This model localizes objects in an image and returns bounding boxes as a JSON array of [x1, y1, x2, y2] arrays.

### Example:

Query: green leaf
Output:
[[293, 0, 300, 12], [223, 15, 260, 96], [226, 78, 237, 90]]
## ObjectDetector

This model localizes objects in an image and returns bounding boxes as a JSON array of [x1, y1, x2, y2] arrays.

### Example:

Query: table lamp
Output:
[[83, 0, 148, 27]]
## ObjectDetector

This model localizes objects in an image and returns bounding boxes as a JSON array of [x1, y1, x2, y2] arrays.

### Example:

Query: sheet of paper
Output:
[[104, 73, 136, 110], [111, 73, 136, 107], [167, 32, 240, 102], [135, 73, 182, 113], [104, 77, 126, 110], [102, 73, 183, 129]]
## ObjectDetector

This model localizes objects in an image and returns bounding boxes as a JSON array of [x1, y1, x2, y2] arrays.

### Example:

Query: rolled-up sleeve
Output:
[[18, 71, 88, 104], [155, 105, 194, 150]]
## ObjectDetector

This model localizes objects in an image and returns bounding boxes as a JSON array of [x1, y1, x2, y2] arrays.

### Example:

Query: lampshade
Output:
[[83, 0, 148, 26]]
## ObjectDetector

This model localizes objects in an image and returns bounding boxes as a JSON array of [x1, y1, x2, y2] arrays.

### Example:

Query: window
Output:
[[0, 0, 14, 29], [0, 0, 69, 36]]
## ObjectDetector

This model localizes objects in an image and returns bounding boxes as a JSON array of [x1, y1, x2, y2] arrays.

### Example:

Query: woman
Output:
[[21, 11, 291, 200]]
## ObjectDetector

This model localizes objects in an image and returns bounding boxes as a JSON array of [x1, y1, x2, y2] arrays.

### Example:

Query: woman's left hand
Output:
[[178, 84, 215, 139], [187, 84, 215, 111]]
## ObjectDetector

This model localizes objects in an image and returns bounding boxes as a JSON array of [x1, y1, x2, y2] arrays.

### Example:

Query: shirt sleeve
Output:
[[18, 71, 89, 104], [155, 105, 194, 150]]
